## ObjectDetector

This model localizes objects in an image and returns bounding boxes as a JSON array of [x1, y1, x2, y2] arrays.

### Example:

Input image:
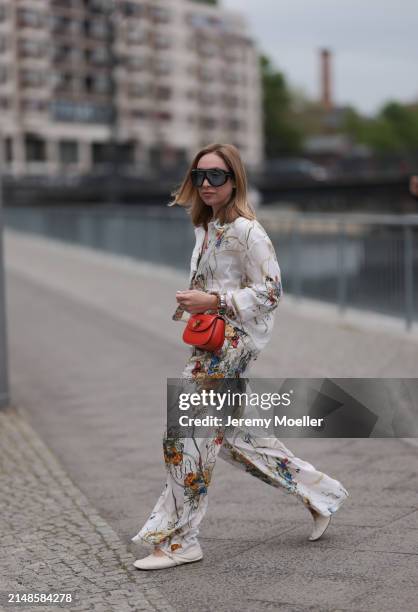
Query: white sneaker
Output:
[[133, 543, 203, 570], [308, 512, 331, 541]]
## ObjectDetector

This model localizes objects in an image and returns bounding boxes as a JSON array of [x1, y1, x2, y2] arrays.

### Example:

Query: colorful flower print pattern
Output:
[[173, 216, 283, 353], [131, 331, 349, 555]]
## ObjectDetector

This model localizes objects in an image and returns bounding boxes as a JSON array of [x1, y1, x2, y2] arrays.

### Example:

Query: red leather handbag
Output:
[[183, 313, 225, 352]]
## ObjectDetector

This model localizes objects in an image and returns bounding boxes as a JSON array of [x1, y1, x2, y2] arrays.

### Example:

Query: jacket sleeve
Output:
[[224, 230, 283, 324]]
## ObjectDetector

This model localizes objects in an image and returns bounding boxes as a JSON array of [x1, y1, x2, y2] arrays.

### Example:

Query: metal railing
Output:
[[4, 206, 418, 330], [265, 212, 418, 330]]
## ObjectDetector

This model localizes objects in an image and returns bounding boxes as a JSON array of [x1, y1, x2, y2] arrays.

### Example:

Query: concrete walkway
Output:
[[2, 228, 418, 612]]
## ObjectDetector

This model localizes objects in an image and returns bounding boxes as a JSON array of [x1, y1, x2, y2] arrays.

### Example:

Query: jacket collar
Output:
[[195, 219, 225, 233], [209, 218, 226, 230]]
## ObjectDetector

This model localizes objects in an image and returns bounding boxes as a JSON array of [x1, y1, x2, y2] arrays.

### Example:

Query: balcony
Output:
[[18, 8, 45, 30]]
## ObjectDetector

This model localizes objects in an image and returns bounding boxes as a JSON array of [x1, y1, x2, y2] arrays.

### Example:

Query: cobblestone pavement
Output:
[[0, 406, 174, 612]]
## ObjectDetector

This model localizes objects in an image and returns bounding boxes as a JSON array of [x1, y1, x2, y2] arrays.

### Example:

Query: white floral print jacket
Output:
[[173, 216, 283, 353]]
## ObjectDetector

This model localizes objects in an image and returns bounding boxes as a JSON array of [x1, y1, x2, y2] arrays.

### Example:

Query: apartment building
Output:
[[0, 0, 263, 178]]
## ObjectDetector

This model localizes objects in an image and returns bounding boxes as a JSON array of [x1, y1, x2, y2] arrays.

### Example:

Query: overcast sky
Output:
[[222, 0, 418, 116]]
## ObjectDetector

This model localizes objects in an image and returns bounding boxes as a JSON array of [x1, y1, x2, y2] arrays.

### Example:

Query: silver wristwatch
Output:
[[218, 293, 227, 316], [210, 291, 227, 315]]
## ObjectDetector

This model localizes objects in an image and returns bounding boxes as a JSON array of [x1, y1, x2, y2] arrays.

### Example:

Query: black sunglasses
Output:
[[191, 167, 234, 187]]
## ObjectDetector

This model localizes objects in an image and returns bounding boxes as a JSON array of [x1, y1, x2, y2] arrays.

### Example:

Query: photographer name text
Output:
[[178, 415, 324, 428]]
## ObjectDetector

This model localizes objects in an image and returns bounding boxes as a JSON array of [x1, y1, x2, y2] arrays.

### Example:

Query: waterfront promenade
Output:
[[1, 228, 418, 612]]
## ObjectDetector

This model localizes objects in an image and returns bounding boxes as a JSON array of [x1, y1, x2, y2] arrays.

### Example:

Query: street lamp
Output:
[[104, 0, 119, 206], [0, 147, 10, 409]]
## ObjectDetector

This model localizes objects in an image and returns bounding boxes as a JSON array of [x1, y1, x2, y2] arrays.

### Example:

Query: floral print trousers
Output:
[[131, 323, 349, 555]]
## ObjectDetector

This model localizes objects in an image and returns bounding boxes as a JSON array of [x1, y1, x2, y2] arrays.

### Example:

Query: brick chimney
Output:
[[320, 48, 333, 111]]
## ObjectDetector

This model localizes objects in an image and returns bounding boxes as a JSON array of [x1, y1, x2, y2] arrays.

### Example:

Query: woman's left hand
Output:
[[176, 290, 218, 314]]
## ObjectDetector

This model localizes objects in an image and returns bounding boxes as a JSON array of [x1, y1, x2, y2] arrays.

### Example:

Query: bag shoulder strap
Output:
[[195, 227, 208, 272]]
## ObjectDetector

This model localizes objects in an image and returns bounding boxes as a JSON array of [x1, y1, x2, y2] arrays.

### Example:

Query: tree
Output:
[[260, 54, 303, 158], [342, 102, 418, 154], [380, 102, 418, 151]]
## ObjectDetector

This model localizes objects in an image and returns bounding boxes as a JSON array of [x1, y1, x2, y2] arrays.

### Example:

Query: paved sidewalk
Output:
[[2, 229, 418, 612], [0, 405, 174, 612]]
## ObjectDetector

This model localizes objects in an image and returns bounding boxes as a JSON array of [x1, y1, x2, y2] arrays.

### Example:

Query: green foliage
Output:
[[343, 102, 418, 154], [260, 55, 304, 158]]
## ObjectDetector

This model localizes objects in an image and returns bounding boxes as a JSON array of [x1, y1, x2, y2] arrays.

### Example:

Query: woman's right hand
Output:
[[176, 290, 218, 314], [409, 176, 418, 197]]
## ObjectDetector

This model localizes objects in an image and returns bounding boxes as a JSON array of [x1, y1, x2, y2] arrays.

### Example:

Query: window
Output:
[[0, 65, 7, 83], [18, 9, 44, 29], [154, 58, 170, 75], [4, 136, 12, 162], [84, 75, 94, 93], [21, 70, 44, 88], [94, 74, 112, 94], [223, 70, 240, 84], [222, 94, 239, 108], [197, 41, 217, 56], [153, 32, 171, 50], [198, 66, 215, 80], [199, 117, 216, 130], [198, 91, 217, 106], [92, 141, 108, 164], [50, 15, 76, 34], [53, 45, 72, 62], [84, 19, 109, 39], [84, 0, 113, 12], [127, 56, 148, 70], [50, 100, 113, 123], [218, 18, 240, 34], [52, 0, 75, 8], [19, 39, 46, 58], [25, 134, 46, 162], [155, 86, 171, 100], [187, 14, 209, 29], [227, 118, 243, 131], [186, 13, 229, 32], [53, 72, 73, 91], [127, 25, 146, 44], [129, 82, 149, 97], [22, 99, 47, 113], [149, 6, 170, 23], [120, 2, 144, 17], [0, 96, 9, 109], [221, 49, 241, 63], [131, 109, 148, 119], [59, 140, 79, 164], [55, 46, 69, 62], [153, 111, 172, 121], [117, 141, 135, 164], [92, 141, 133, 166], [86, 47, 109, 65]]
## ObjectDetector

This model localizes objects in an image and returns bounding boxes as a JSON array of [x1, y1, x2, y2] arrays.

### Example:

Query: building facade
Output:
[[0, 0, 263, 178]]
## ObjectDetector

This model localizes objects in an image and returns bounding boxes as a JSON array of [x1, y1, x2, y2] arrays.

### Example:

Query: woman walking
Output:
[[131, 143, 349, 570]]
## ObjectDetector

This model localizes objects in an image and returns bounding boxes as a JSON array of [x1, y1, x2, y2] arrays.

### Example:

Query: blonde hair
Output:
[[168, 143, 256, 229]]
